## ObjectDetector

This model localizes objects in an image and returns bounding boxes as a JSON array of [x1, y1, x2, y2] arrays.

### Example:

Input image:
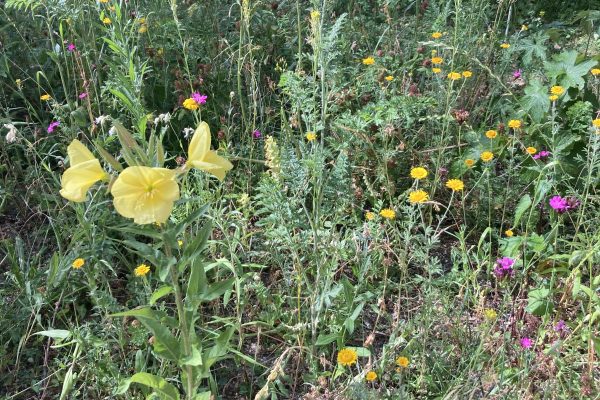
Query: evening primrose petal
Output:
[[59, 139, 107, 202], [187, 122, 233, 181], [111, 166, 180, 225]]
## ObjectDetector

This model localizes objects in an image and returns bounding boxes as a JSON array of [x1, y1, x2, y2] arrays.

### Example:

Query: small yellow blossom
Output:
[[591, 69, 600, 76], [396, 356, 410, 368], [366, 371, 377, 381], [337, 348, 358, 366], [183, 98, 199, 110], [447, 72, 462, 80], [431, 32, 442, 39], [72, 258, 85, 269], [480, 151, 494, 162], [550, 86, 564, 96], [445, 179, 464, 191], [310, 10, 320, 19], [410, 167, 428, 180], [500, 43, 510, 49], [138, 24, 148, 33], [484, 308, 497, 320], [409, 190, 429, 204], [379, 208, 396, 220], [505, 229, 514, 237], [462, 71, 472, 78], [508, 119, 522, 129], [138, 17, 146, 24], [102, 17, 112, 25], [485, 129, 497, 139], [362, 56, 375, 65], [108, 5, 115, 11], [40, 94, 51, 101], [99, 0, 109, 3], [521, 25, 528, 31], [464, 158, 475, 167], [385, 75, 394, 81], [178, 240, 183, 248], [305, 132, 317, 141], [134, 264, 151, 277], [15, 79, 22, 89], [432, 68, 442, 74], [365, 211, 375, 221], [431, 57, 443, 65], [593, 119, 600, 128], [526, 146, 537, 155], [549, 95, 558, 101]]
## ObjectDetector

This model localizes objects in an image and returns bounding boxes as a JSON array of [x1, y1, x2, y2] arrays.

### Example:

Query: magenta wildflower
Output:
[[191, 92, 207, 105], [79, 92, 88, 99], [494, 257, 515, 278], [47, 121, 60, 133], [512, 69, 523, 79], [554, 320, 566, 332], [67, 43, 76, 52], [549, 195, 568, 213], [520, 337, 533, 349], [533, 150, 551, 160], [253, 129, 262, 138]]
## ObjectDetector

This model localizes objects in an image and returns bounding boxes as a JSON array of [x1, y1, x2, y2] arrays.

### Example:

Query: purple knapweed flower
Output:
[[520, 337, 533, 349], [494, 257, 515, 278], [512, 69, 523, 79], [533, 150, 551, 160], [191, 92, 207, 105], [252, 129, 261, 138], [67, 43, 76, 52], [47, 121, 60, 133], [554, 320, 566, 332], [549, 195, 568, 213]]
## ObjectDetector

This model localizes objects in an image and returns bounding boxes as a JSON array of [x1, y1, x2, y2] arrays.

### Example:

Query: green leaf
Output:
[[315, 332, 339, 346], [348, 346, 371, 357], [110, 308, 180, 361], [200, 278, 236, 302], [513, 194, 532, 227], [150, 285, 174, 305], [526, 288, 554, 316], [520, 79, 550, 123], [129, 372, 180, 400], [34, 329, 71, 340], [194, 392, 212, 400], [545, 50, 597, 93], [181, 345, 203, 366]]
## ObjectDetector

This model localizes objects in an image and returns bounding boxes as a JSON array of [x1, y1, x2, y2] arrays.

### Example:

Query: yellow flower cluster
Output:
[[305, 132, 317, 141], [183, 98, 199, 110], [60, 122, 233, 225], [362, 56, 375, 65]]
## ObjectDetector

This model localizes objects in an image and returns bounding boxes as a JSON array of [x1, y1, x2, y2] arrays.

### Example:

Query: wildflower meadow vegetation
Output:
[[1, 0, 600, 399]]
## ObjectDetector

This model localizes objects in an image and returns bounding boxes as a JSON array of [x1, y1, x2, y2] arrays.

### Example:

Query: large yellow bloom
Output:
[[60, 139, 108, 202], [187, 122, 233, 181], [111, 166, 180, 225], [337, 348, 358, 366]]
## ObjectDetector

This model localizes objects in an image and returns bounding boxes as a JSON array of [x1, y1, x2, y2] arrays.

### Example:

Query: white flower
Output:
[[4, 124, 17, 143], [108, 126, 116, 136], [154, 113, 171, 125], [182, 127, 194, 139], [95, 115, 110, 126]]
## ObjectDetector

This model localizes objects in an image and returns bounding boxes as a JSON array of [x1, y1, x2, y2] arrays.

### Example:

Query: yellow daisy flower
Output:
[[337, 348, 358, 366], [550, 86, 564, 96], [504, 229, 514, 237], [431, 57, 443, 65], [396, 356, 410, 368], [445, 179, 464, 191], [409, 190, 429, 204], [526, 146, 536, 155], [432, 68, 442, 74], [485, 130, 497, 139], [508, 119, 522, 129], [500, 43, 510, 49], [379, 208, 396, 220], [362, 57, 375, 65], [447, 72, 462, 80], [462, 71, 472, 78], [480, 151, 494, 162], [365, 371, 377, 381], [72, 258, 85, 269], [464, 158, 475, 168], [305, 132, 317, 141], [134, 264, 151, 277], [410, 167, 428, 180], [431, 32, 443, 39]]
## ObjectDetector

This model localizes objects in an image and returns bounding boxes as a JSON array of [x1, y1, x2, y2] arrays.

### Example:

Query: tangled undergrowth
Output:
[[1, 0, 599, 399]]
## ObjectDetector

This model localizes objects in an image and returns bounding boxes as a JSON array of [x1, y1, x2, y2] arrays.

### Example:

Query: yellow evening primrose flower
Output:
[[500, 43, 510, 49], [379, 208, 396, 219], [337, 348, 358, 366], [505, 229, 514, 237], [485, 129, 497, 139], [549, 95, 558, 102], [396, 356, 410, 368], [431, 32, 442, 39], [183, 98, 199, 110], [447, 72, 462, 80], [102, 17, 111, 24], [445, 179, 464, 191], [508, 119, 522, 129], [72, 258, 85, 269], [432, 68, 442, 74], [365, 371, 377, 381], [431, 57, 443, 65], [305, 132, 317, 141], [365, 211, 375, 221], [410, 167, 428, 180], [593, 119, 600, 128], [480, 151, 494, 162], [462, 71, 472, 78], [111, 166, 180, 225], [40, 94, 51, 101], [526, 146, 537, 155], [60, 139, 108, 202], [362, 56, 375, 65], [186, 121, 234, 181], [464, 158, 475, 167], [134, 264, 151, 277], [385, 75, 394, 81], [591, 68, 600, 76], [409, 190, 429, 204], [550, 86, 564, 96]]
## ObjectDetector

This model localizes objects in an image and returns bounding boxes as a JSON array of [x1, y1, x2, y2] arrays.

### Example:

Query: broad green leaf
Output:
[[513, 194, 532, 227], [520, 79, 550, 123], [34, 329, 71, 340], [544, 50, 597, 92], [150, 285, 174, 305], [181, 345, 203, 366], [526, 288, 553, 316], [200, 278, 236, 302], [194, 392, 212, 400], [315, 332, 339, 346], [348, 347, 371, 357], [111, 308, 180, 361], [130, 372, 180, 400]]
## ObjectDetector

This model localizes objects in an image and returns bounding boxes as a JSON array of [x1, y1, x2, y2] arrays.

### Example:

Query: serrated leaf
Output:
[[129, 372, 180, 400], [513, 194, 532, 227], [526, 288, 553, 316]]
